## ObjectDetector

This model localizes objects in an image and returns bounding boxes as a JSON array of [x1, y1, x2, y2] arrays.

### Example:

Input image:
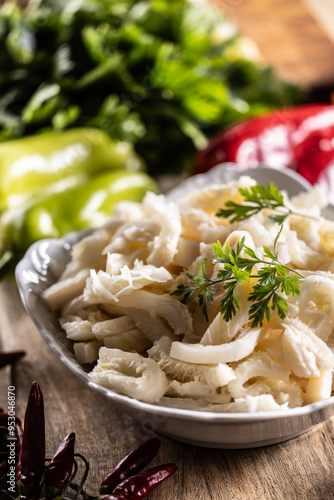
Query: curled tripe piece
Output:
[[90, 347, 168, 403]]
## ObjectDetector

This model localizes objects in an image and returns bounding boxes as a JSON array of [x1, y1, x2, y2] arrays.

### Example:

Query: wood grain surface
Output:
[[1, 277, 334, 499], [213, 0, 334, 87]]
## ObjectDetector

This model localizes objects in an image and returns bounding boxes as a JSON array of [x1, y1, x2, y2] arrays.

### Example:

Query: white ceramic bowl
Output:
[[15, 165, 334, 449]]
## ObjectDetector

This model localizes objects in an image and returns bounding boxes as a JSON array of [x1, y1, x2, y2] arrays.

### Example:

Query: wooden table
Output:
[[2, 1, 334, 499], [216, 0, 334, 88], [1, 277, 334, 499]]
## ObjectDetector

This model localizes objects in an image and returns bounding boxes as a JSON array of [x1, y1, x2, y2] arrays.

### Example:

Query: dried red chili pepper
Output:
[[100, 438, 160, 494], [2, 382, 178, 499], [44, 432, 75, 500], [112, 463, 177, 499], [194, 104, 334, 187], [0, 350, 25, 369], [18, 381, 45, 499]]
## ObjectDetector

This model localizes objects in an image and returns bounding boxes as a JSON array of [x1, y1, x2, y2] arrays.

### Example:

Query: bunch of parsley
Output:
[[0, 0, 300, 175]]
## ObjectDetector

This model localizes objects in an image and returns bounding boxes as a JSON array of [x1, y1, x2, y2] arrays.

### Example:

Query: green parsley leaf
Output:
[[171, 231, 305, 326], [171, 183, 314, 326], [216, 183, 318, 225]]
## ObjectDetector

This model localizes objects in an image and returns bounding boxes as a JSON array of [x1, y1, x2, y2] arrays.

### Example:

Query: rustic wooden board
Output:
[[214, 0, 334, 87], [1, 277, 334, 499]]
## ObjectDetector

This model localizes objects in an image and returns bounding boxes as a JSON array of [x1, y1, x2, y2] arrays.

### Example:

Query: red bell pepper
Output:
[[194, 104, 334, 188]]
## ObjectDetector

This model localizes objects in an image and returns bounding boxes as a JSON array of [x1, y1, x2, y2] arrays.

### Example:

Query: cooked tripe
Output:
[[42, 176, 334, 412]]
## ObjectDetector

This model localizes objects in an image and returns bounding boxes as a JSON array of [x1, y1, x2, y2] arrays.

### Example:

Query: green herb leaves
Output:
[[212, 239, 250, 322], [216, 183, 315, 225], [0, 1, 300, 174], [171, 182, 320, 326], [171, 258, 215, 322], [247, 269, 300, 327], [172, 235, 304, 327], [216, 183, 286, 222]]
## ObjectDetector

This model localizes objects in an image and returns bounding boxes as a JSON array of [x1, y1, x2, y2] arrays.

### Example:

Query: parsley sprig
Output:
[[172, 257, 215, 323], [216, 183, 318, 225], [171, 228, 304, 327]]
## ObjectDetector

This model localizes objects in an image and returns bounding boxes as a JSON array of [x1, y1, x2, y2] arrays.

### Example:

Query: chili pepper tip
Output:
[[45, 431, 76, 500], [18, 380, 45, 495]]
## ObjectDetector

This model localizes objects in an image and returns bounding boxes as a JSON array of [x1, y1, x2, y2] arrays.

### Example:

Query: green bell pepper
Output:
[[4, 170, 158, 250], [0, 128, 144, 211], [0, 128, 157, 277]]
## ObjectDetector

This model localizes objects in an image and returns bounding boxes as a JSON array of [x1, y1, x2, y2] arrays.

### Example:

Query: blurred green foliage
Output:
[[0, 0, 301, 174]]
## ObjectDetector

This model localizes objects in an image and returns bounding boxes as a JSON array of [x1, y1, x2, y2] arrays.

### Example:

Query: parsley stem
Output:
[[216, 184, 320, 225], [276, 263, 305, 279], [196, 278, 232, 289], [273, 207, 319, 222], [250, 258, 306, 279]]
